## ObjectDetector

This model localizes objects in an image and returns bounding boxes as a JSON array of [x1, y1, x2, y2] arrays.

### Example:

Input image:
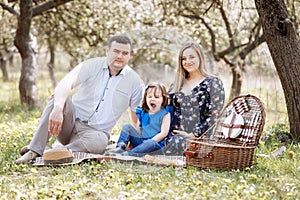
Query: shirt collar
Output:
[[103, 61, 128, 76]]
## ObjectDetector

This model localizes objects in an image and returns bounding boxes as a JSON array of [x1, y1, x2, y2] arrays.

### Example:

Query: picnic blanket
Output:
[[32, 135, 186, 167], [33, 152, 186, 167]]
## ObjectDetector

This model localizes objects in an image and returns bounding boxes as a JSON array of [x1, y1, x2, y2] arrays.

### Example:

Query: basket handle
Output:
[[184, 150, 213, 159]]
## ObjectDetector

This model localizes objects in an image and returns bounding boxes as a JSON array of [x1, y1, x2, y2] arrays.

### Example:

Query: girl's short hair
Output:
[[141, 82, 168, 112]]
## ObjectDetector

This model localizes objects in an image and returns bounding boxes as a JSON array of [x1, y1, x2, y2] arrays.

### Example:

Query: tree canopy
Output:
[[0, 0, 299, 140]]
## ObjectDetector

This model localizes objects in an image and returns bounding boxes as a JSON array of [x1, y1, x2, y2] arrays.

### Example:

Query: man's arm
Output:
[[48, 72, 79, 136]]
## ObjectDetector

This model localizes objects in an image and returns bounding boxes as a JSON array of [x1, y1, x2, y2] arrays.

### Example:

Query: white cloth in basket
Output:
[[221, 113, 244, 139]]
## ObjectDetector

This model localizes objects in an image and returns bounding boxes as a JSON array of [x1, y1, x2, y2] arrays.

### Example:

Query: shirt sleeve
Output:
[[193, 77, 225, 137], [129, 82, 144, 111], [69, 57, 103, 85]]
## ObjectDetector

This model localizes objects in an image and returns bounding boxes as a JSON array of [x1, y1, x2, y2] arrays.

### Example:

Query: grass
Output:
[[0, 71, 299, 199]]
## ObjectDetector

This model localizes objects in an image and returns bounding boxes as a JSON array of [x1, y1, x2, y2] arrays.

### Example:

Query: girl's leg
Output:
[[127, 139, 161, 156], [117, 124, 143, 149]]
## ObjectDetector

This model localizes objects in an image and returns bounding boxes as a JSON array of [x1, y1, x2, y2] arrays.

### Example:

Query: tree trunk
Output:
[[14, 0, 41, 108], [229, 65, 242, 100], [255, 0, 300, 141], [47, 39, 57, 88], [0, 50, 9, 82], [0, 58, 9, 82]]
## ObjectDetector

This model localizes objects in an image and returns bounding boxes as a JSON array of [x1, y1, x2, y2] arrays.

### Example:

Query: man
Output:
[[16, 35, 144, 164]]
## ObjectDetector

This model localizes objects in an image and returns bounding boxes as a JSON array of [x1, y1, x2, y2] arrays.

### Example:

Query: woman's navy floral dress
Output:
[[165, 77, 225, 155]]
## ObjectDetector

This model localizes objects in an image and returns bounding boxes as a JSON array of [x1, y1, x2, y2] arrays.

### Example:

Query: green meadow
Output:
[[0, 70, 299, 200]]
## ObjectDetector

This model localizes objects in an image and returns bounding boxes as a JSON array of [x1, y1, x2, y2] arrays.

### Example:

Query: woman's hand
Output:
[[173, 130, 189, 137], [173, 130, 197, 139]]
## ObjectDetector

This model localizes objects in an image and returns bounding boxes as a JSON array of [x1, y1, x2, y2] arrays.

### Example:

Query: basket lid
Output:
[[212, 94, 266, 146]]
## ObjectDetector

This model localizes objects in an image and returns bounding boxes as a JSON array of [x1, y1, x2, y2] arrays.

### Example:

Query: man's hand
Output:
[[48, 105, 64, 136]]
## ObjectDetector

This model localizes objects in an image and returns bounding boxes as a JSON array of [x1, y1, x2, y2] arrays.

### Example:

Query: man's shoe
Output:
[[15, 150, 38, 164], [19, 145, 29, 156], [19, 145, 51, 156]]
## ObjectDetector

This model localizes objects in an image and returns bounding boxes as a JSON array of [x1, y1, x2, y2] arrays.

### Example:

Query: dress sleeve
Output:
[[136, 106, 150, 128], [209, 77, 225, 123], [193, 77, 225, 137], [168, 93, 174, 107], [136, 106, 143, 127], [165, 105, 174, 126]]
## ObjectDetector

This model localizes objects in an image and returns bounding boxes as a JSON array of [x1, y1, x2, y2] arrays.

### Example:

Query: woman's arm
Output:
[[193, 77, 225, 137], [152, 113, 171, 142]]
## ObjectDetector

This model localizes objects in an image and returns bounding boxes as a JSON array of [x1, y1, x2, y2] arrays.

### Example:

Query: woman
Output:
[[165, 42, 225, 155]]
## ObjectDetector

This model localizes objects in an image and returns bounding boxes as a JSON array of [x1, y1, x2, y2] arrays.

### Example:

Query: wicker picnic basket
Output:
[[184, 94, 266, 170]]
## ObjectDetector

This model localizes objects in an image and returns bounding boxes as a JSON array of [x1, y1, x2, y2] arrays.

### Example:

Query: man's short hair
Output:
[[108, 35, 132, 50]]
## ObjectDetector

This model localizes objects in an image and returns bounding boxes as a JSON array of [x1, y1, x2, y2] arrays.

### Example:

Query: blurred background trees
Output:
[[0, 0, 299, 140]]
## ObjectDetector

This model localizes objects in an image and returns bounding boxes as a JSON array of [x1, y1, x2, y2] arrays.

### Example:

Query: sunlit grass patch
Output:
[[0, 71, 299, 199]]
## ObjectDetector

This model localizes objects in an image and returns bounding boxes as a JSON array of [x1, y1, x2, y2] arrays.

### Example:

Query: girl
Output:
[[111, 82, 171, 156]]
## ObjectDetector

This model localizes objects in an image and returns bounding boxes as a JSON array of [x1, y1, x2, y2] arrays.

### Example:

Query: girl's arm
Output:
[[132, 110, 142, 134], [131, 110, 138, 126], [135, 117, 142, 134], [152, 113, 171, 142]]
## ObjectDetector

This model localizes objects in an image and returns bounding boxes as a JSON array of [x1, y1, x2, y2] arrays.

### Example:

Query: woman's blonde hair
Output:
[[170, 42, 210, 93], [142, 82, 168, 112]]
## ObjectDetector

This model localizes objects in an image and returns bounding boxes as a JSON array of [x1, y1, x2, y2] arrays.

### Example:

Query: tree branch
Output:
[[181, 2, 219, 60], [32, 0, 72, 17], [216, 1, 235, 58], [239, 34, 265, 59], [0, 2, 19, 16]]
